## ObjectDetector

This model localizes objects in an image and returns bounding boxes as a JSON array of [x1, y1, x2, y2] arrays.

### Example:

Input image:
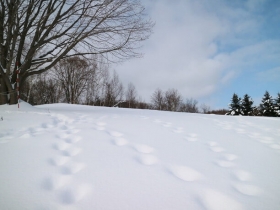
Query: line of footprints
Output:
[[43, 114, 90, 205]]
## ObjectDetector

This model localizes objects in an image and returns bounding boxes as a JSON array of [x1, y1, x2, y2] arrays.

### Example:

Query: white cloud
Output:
[[113, 0, 280, 104]]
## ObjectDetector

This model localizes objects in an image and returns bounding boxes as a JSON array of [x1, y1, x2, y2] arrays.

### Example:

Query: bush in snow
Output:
[[259, 91, 276, 117], [241, 94, 255, 116], [226, 93, 242, 116]]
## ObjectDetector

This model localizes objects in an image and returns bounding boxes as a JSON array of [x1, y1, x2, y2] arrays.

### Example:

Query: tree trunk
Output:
[[0, 76, 8, 105]]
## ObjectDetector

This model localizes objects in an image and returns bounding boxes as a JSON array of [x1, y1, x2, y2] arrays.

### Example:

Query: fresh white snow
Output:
[[0, 102, 280, 210]]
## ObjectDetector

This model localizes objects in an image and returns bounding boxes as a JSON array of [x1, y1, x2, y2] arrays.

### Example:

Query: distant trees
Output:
[[259, 91, 276, 117], [241, 94, 254, 116], [125, 83, 137, 108], [226, 93, 242, 116], [226, 91, 280, 117], [274, 93, 280, 117], [151, 89, 165, 110]]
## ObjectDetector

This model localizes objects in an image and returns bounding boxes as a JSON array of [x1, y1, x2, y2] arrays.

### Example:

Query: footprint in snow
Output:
[[222, 154, 238, 161], [170, 165, 203, 182], [65, 136, 82, 144], [215, 160, 235, 168], [233, 184, 262, 196], [173, 127, 184, 133], [66, 129, 80, 134], [200, 189, 244, 210], [108, 131, 123, 137], [185, 133, 198, 141], [207, 141, 218, 147], [112, 137, 128, 146], [137, 154, 158, 166], [210, 146, 225, 153], [133, 144, 154, 154], [232, 170, 252, 182], [49, 156, 70, 166], [62, 146, 82, 157], [94, 125, 106, 131], [52, 142, 70, 151], [56, 133, 70, 139], [42, 175, 71, 191], [61, 162, 86, 175], [59, 183, 91, 205]]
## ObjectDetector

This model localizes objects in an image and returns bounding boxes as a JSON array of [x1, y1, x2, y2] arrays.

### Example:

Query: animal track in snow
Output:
[[216, 160, 235, 168], [172, 127, 184, 133], [138, 154, 158, 165], [112, 137, 128, 146], [108, 131, 123, 137], [223, 154, 238, 161], [170, 165, 203, 182], [65, 136, 82, 144], [232, 170, 252, 181], [234, 184, 262, 196], [49, 156, 70, 166], [62, 146, 82, 157], [134, 144, 154, 154], [185, 133, 198, 141], [210, 146, 225, 153], [207, 141, 218, 147], [66, 129, 80, 134], [200, 189, 244, 210], [61, 162, 86, 175], [59, 183, 91, 204], [52, 142, 70, 151], [42, 175, 71, 191], [56, 133, 70, 139]]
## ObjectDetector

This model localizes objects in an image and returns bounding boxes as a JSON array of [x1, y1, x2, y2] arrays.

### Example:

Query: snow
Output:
[[1, 102, 280, 210]]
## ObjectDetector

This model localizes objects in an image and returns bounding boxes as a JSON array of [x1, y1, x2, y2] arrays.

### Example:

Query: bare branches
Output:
[[0, 0, 153, 104]]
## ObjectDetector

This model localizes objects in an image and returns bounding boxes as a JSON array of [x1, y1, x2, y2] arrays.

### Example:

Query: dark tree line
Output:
[[226, 91, 280, 117]]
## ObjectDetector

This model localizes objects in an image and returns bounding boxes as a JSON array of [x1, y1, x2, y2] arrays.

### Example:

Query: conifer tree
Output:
[[274, 93, 280, 117], [241, 94, 254, 116], [226, 93, 242, 116], [259, 91, 276, 117]]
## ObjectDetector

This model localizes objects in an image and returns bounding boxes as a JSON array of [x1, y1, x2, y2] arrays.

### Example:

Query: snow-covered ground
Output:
[[1, 102, 280, 210]]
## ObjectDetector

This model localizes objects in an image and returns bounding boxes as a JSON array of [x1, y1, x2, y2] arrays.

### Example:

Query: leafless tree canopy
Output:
[[0, 0, 154, 104]]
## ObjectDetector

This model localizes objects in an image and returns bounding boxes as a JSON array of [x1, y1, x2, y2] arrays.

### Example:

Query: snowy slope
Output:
[[0, 102, 280, 210]]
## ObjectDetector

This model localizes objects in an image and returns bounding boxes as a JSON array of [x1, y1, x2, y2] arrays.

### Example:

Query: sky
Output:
[[113, 0, 280, 109]]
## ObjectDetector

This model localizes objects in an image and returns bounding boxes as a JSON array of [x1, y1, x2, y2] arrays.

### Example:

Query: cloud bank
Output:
[[114, 0, 280, 108]]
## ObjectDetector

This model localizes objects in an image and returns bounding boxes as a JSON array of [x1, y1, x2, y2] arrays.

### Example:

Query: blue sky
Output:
[[114, 0, 280, 109]]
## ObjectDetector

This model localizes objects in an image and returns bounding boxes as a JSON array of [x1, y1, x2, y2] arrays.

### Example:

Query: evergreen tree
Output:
[[241, 94, 254, 116], [226, 93, 242, 116], [274, 93, 280, 117], [259, 91, 276, 117]]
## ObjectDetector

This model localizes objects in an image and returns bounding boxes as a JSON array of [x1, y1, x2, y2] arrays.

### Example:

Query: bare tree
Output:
[[164, 89, 182, 112], [200, 103, 211, 114], [54, 57, 92, 104], [180, 98, 199, 113], [125, 82, 137, 108], [0, 0, 154, 104], [151, 88, 164, 110], [21, 73, 62, 105], [102, 71, 124, 107]]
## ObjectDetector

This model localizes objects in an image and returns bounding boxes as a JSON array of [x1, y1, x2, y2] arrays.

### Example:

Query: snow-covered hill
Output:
[[0, 102, 280, 210]]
